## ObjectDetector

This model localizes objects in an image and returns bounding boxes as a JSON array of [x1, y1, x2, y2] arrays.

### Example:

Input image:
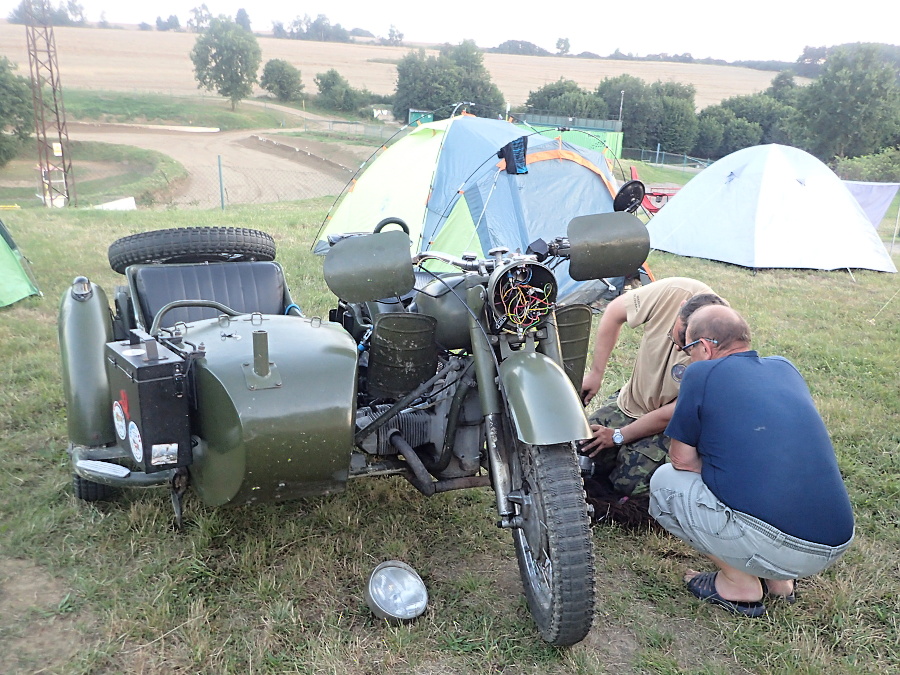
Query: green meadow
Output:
[[0, 194, 896, 673]]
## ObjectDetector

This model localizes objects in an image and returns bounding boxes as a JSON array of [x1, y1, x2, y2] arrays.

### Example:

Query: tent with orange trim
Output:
[[314, 114, 622, 298]]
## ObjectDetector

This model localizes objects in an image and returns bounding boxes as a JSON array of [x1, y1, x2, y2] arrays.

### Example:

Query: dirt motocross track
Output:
[[68, 118, 374, 208]]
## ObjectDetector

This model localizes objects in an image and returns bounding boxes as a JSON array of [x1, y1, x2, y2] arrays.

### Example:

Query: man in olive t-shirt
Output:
[[580, 277, 726, 496]]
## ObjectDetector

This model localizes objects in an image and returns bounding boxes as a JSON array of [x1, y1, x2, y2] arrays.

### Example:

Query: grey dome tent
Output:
[[646, 144, 896, 273]]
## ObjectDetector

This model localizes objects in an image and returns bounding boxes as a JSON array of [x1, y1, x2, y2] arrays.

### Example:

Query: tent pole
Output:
[[891, 204, 899, 254]]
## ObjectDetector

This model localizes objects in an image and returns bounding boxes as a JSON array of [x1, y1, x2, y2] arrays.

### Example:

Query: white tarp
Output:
[[842, 180, 900, 228], [647, 144, 896, 273]]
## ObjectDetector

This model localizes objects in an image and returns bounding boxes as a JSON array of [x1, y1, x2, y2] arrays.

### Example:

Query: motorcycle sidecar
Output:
[[60, 252, 359, 508]]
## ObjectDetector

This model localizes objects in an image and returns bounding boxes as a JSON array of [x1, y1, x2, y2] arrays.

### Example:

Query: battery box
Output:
[[105, 334, 191, 473]]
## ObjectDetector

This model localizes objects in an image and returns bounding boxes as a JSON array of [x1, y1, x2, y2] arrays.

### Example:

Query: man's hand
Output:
[[580, 424, 616, 456], [581, 371, 602, 405]]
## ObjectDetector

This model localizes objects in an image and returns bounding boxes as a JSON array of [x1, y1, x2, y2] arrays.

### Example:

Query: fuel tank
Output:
[[58, 277, 115, 447], [414, 274, 471, 351], [184, 314, 359, 506]]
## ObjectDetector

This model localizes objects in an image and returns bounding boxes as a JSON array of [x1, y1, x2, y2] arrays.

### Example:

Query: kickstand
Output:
[[170, 468, 189, 530]]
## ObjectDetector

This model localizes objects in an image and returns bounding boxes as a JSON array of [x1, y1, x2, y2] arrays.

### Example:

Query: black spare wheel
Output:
[[108, 227, 276, 274]]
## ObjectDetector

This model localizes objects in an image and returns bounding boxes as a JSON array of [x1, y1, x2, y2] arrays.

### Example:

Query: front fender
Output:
[[499, 351, 591, 445]]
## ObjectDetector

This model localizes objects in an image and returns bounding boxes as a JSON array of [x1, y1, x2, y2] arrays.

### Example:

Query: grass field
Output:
[[63, 90, 290, 130], [0, 201, 897, 674]]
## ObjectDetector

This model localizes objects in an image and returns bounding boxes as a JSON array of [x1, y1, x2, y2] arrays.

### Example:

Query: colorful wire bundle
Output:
[[497, 270, 554, 330]]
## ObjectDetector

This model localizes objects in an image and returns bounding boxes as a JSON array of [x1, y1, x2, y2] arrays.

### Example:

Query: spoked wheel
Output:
[[508, 442, 595, 646]]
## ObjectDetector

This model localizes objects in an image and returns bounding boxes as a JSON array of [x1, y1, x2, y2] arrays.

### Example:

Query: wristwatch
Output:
[[612, 428, 625, 445]]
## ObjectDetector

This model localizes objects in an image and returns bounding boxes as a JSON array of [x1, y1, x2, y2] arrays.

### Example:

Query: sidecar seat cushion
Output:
[[130, 261, 286, 328]]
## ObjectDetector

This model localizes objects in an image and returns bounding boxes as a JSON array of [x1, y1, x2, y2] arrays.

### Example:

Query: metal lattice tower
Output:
[[25, 0, 76, 207]]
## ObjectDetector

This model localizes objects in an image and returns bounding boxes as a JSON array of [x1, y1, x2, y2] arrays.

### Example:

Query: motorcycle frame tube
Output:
[[466, 285, 501, 417], [465, 284, 513, 517]]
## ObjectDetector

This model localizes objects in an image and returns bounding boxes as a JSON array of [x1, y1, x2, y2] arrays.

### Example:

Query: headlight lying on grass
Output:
[[365, 560, 428, 623]]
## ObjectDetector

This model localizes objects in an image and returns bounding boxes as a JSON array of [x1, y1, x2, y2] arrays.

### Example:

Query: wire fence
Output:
[[144, 140, 712, 210], [622, 147, 712, 170], [155, 158, 350, 210]]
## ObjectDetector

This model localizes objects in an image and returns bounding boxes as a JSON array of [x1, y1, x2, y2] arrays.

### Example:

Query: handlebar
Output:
[[413, 239, 569, 272], [412, 251, 485, 271]]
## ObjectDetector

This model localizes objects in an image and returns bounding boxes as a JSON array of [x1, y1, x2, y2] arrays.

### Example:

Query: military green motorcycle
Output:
[[59, 213, 649, 646]]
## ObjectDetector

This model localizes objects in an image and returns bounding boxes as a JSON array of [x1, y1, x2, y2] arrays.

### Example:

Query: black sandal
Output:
[[686, 572, 767, 618]]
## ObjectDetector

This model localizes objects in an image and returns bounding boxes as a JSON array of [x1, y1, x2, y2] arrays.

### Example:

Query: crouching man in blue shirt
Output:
[[649, 305, 854, 617]]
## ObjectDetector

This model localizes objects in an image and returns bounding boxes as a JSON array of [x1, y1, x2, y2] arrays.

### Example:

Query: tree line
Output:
[[519, 44, 900, 177]]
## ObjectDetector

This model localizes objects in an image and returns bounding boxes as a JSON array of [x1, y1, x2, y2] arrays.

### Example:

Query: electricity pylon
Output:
[[25, 0, 76, 207]]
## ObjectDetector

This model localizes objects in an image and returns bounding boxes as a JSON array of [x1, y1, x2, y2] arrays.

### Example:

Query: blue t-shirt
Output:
[[665, 351, 854, 546]]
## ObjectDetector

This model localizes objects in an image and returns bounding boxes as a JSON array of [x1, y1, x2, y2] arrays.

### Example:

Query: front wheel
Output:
[[508, 442, 595, 646]]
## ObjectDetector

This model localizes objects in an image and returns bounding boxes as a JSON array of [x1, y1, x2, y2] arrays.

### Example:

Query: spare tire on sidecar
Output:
[[107, 226, 276, 274]]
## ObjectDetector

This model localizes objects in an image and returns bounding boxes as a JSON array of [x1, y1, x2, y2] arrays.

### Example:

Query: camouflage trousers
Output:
[[587, 394, 670, 496]]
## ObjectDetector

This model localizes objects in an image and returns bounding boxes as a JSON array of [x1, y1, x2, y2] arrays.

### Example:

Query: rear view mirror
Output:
[[567, 213, 650, 281], [324, 230, 415, 302]]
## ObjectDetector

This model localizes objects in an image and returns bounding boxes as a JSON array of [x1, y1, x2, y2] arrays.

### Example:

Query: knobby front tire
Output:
[[509, 442, 596, 646]]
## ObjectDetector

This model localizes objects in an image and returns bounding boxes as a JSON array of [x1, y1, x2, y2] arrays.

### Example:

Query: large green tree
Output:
[[190, 16, 261, 110], [8, 0, 79, 25], [314, 69, 367, 112], [235, 8, 251, 32], [260, 59, 304, 101], [596, 75, 662, 149], [795, 45, 900, 159], [655, 96, 698, 154], [0, 57, 33, 168], [393, 41, 505, 121], [692, 106, 763, 158], [765, 71, 799, 106], [720, 92, 796, 145], [525, 80, 608, 119], [692, 114, 725, 158]]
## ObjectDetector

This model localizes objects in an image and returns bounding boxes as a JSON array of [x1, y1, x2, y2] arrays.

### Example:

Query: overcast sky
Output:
[[2, 0, 898, 63]]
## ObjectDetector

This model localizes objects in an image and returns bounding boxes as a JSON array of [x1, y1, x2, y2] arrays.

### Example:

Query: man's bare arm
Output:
[[580, 401, 676, 455], [669, 439, 702, 473], [581, 294, 629, 405]]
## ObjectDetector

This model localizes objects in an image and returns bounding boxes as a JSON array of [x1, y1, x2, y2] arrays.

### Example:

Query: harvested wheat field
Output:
[[0, 23, 788, 109]]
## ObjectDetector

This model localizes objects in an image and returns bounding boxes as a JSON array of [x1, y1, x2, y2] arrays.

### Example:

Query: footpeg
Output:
[[75, 459, 130, 479]]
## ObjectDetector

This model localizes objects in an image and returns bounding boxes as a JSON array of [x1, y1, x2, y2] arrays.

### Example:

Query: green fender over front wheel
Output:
[[499, 351, 591, 446]]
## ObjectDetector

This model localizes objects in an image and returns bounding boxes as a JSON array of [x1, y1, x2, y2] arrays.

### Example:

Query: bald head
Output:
[[686, 305, 751, 354]]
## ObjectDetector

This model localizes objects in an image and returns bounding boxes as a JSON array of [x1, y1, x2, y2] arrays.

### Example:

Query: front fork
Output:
[[466, 285, 514, 519], [467, 285, 574, 526]]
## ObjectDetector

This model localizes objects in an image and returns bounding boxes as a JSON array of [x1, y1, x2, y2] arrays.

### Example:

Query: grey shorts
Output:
[[649, 464, 853, 580]]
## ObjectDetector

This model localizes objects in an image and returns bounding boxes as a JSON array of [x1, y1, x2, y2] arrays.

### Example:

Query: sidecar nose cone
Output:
[[365, 560, 428, 623]]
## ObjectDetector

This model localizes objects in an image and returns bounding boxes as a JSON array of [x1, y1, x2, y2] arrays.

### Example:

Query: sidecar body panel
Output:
[[184, 315, 359, 506], [59, 279, 117, 447], [499, 351, 592, 445]]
